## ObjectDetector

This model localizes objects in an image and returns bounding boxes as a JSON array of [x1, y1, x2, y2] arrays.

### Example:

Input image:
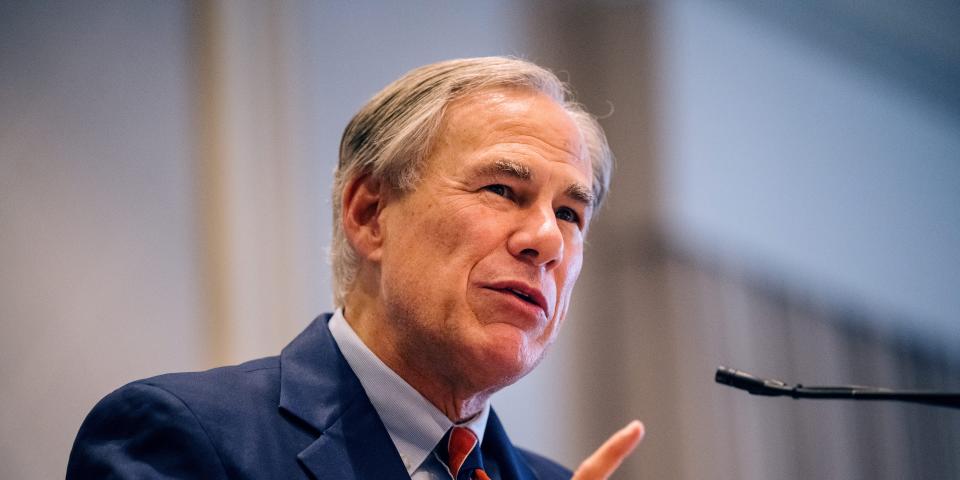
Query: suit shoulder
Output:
[[517, 448, 573, 479], [137, 356, 280, 408], [68, 357, 288, 478], [144, 356, 280, 388], [68, 380, 229, 478]]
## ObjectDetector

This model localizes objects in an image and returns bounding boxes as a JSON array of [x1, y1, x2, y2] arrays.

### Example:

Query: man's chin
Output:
[[469, 326, 544, 388]]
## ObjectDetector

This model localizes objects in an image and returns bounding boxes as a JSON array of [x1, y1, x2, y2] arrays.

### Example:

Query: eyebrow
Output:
[[476, 159, 595, 207], [565, 183, 595, 207], [477, 159, 531, 180]]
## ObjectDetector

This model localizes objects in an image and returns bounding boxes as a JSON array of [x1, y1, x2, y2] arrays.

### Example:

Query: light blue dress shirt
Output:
[[328, 309, 491, 479]]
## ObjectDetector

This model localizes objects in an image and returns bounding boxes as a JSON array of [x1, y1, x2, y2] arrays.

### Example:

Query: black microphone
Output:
[[715, 366, 960, 410]]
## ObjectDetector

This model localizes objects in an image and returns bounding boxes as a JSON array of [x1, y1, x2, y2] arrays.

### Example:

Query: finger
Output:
[[572, 420, 645, 480]]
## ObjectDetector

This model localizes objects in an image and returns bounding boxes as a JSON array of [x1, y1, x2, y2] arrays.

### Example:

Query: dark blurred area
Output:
[[2, 1, 958, 478]]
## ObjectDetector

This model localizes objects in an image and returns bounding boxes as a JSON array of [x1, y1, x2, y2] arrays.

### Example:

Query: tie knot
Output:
[[444, 426, 478, 478]]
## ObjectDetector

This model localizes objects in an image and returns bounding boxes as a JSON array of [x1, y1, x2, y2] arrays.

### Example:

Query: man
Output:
[[68, 57, 643, 479]]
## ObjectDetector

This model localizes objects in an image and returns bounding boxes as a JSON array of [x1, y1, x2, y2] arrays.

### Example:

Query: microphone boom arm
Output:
[[715, 366, 960, 410]]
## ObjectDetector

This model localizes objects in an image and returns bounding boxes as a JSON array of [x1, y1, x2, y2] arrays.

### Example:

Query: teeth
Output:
[[510, 289, 532, 301]]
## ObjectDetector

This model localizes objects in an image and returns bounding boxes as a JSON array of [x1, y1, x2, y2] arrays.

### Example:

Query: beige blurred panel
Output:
[[195, 0, 328, 366]]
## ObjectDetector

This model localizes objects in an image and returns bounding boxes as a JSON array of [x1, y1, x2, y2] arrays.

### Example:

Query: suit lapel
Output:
[[483, 409, 538, 480], [279, 314, 409, 480], [296, 398, 409, 479]]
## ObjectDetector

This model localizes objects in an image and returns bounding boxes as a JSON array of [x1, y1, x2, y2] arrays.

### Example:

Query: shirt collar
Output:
[[328, 309, 490, 475]]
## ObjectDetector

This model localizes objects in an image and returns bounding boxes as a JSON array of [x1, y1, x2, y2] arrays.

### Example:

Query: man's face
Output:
[[376, 88, 593, 391]]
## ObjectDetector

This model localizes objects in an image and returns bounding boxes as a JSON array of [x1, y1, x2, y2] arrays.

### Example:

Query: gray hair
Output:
[[331, 56, 613, 306]]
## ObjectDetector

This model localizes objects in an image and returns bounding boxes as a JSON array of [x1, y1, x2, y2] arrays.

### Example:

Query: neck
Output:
[[342, 294, 491, 422]]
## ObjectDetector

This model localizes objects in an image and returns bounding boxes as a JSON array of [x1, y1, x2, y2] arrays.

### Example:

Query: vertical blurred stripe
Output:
[[193, 0, 231, 367], [191, 0, 323, 366]]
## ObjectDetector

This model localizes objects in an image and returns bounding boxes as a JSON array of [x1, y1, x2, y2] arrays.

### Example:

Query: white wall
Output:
[[0, 2, 200, 478], [658, 0, 960, 349]]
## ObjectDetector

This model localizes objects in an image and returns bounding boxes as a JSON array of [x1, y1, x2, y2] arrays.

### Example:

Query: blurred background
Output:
[[2, 0, 959, 478]]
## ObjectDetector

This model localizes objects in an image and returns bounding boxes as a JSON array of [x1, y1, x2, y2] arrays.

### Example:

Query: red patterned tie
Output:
[[443, 426, 491, 480]]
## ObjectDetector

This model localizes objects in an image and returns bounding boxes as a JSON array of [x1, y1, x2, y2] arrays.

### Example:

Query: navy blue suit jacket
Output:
[[67, 314, 572, 479]]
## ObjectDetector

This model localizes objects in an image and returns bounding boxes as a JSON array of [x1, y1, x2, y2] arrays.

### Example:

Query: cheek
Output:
[[558, 252, 583, 299], [430, 207, 508, 271], [390, 203, 468, 262], [433, 219, 473, 257], [412, 199, 482, 251], [385, 203, 496, 307], [547, 254, 583, 332]]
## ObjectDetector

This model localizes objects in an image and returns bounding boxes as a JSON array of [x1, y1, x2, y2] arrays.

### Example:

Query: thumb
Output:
[[572, 420, 645, 480]]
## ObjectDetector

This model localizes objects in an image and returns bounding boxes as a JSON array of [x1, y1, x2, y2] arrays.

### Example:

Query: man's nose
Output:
[[507, 205, 564, 268]]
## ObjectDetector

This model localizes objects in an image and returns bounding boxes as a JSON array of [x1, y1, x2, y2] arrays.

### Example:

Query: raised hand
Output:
[[571, 421, 645, 480]]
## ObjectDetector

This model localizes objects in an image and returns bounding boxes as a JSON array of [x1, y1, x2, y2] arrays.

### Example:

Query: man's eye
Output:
[[483, 184, 511, 198], [556, 207, 581, 225]]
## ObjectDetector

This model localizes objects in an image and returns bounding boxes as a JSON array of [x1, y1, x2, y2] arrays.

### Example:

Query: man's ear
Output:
[[341, 174, 388, 263]]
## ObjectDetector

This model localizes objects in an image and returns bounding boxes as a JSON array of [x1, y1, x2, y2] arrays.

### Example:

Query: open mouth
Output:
[[485, 283, 547, 314], [504, 288, 537, 306]]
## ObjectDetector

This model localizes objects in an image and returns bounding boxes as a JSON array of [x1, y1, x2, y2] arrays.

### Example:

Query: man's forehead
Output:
[[445, 90, 586, 155], [444, 89, 582, 148]]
